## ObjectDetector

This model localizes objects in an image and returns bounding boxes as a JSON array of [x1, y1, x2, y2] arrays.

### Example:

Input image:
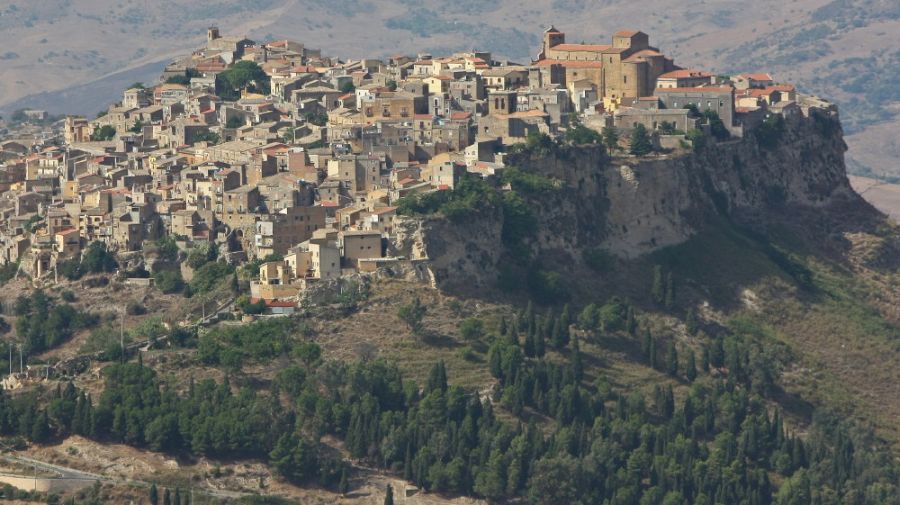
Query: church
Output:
[[536, 27, 679, 101]]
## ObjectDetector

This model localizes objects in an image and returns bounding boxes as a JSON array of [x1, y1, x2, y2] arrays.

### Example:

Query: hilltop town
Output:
[[0, 26, 829, 313]]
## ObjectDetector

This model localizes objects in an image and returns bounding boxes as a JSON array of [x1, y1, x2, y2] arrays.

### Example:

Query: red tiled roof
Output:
[[450, 111, 472, 120], [740, 72, 773, 81], [535, 59, 602, 69], [552, 43, 612, 52], [658, 69, 713, 79], [655, 86, 734, 94]]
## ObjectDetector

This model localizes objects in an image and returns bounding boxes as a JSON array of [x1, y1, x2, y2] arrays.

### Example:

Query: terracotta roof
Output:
[[624, 49, 663, 62], [552, 43, 611, 52], [658, 69, 713, 79], [740, 72, 773, 81], [535, 59, 602, 69], [615, 30, 642, 37], [450, 111, 472, 120], [655, 86, 734, 94]]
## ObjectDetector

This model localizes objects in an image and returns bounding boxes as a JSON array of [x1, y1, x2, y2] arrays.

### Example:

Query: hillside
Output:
[[3, 96, 900, 505], [0, 0, 898, 178]]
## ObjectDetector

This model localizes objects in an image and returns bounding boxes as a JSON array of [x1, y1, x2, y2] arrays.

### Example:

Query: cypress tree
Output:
[[701, 346, 711, 373], [686, 351, 697, 382], [685, 308, 698, 335], [339, 466, 349, 496], [535, 326, 546, 357], [524, 330, 536, 358], [666, 341, 679, 377], [149, 483, 159, 505], [499, 316, 508, 336], [665, 273, 676, 310], [384, 483, 394, 505], [174, 488, 181, 505], [626, 306, 637, 335], [652, 265, 665, 304], [163, 489, 171, 505]]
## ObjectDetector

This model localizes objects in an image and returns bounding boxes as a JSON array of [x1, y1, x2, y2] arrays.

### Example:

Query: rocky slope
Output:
[[395, 103, 862, 293]]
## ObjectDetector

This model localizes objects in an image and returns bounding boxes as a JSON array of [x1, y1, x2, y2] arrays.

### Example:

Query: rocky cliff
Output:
[[393, 104, 860, 294]]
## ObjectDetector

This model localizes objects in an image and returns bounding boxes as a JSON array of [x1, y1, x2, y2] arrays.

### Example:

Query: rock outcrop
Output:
[[392, 104, 859, 293]]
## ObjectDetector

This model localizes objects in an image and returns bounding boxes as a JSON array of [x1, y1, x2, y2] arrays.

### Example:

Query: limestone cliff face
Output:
[[392, 106, 857, 291]]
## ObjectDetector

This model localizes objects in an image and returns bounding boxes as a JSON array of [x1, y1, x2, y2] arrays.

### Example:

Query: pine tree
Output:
[[384, 483, 394, 505], [630, 123, 653, 155], [149, 483, 159, 505], [651, 265, 665, 305], [666, 341, 679, 377]]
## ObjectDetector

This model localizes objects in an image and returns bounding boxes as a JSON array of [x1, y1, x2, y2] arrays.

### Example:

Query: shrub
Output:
[[126, 301, 147, 316], [153, 270, 184, 294], [755, 114, 786, 150], [527, 269, 570, 305], [190, 261, 235, 294], [459, 318, 484, 341]]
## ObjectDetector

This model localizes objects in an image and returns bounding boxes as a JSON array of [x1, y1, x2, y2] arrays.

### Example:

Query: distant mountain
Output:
[[1, 0, 897, 176]]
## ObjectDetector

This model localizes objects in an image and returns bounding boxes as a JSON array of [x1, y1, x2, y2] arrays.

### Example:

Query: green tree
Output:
[[664, 272, 676, 310], [602, 126, 620, 152], [149, 483, 158, 505], [384, 484, 394, 505], [686, 351, 697, 382], [398, 298, 427, 335], [527, 455, 583, 505], [651, 265, 664, 305], [629, 124, 653, 156], [459, 318, 483, 341], [566, 117, 602, 145], [666, 341, 679, 377], [225, 116, 245, 129], [193, 130, 221, 145], [91, 125, 117, 141], [338, 466, 349, 496], [341, 81, 356, 93]]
